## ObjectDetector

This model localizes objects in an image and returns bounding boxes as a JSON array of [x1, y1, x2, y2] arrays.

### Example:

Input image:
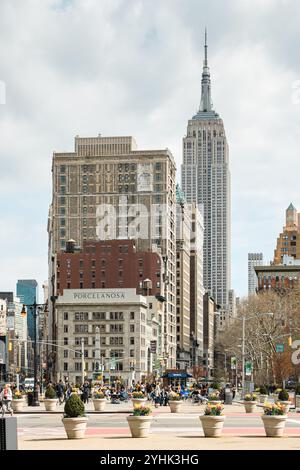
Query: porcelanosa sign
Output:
[[59, 289, 138, 304]]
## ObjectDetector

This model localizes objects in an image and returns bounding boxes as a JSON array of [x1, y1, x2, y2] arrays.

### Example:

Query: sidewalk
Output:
[[18, 432, 300, 450]]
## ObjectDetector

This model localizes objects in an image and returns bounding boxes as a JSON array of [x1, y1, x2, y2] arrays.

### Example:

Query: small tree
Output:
[[45, 386, 57, 399], [278, 389, 289, 401], [64, 394, 85, 418]]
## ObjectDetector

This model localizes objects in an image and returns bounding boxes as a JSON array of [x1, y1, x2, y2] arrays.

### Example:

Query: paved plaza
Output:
[[10, 400, 300, 450]]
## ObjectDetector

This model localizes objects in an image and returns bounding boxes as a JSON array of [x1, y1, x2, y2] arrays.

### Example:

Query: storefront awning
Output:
[[161, 372, 192, 379]]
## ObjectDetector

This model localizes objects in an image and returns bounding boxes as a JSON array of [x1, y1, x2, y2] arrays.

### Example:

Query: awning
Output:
[[162, 372, 192, 379]]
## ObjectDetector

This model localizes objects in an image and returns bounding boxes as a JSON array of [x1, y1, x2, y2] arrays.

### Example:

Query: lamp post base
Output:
[[32, 391, 40, 406]]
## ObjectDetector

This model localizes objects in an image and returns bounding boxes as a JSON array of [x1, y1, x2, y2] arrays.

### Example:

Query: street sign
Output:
[[231, 357, 236, 370], [276, 343, 284, 353], [245, 362, 252, 376]]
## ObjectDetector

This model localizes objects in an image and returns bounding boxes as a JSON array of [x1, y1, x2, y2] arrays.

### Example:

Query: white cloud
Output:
[[0, 0, 300, 298]]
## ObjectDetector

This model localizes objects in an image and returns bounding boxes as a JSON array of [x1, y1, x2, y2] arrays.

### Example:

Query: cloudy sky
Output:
[[1, 0, 300, 299]]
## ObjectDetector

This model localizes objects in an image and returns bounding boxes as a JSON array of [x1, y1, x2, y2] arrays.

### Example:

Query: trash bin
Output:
[[27, 392, 34, 406], [224, 389, 233, 405]]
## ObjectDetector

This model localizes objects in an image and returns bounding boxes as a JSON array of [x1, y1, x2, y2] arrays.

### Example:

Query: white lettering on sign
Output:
[[73, 292, 125, 300]]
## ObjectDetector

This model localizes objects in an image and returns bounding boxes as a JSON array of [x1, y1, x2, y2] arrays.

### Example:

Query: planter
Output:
[[127, 415, 152, 438], [44, 398, 58, 411], [259, 394, 268, 404], [261, 415, 287, 437], [169, 400, 182, 413], [93, 398, 106, 411], [244, 401, 257, 413], [62, 417, 88, 439], [11, 399, 25, 412], [208, 400, 222, 405], [132, 398, 147, 408], [296, 395, 300, 409], [276, 400, 291, 414], [200, 415, 225, 437]]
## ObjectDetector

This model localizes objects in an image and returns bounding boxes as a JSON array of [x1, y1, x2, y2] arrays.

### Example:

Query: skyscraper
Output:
[[181, 31, 231, 311], [274, 203, 300, 264], [48, 135, 177, 368], [248, 253, 263, 295], [16, 279, 38, 340]]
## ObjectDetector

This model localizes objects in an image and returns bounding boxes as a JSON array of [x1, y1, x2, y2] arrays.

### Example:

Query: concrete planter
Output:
[[261, 415, 287, 437], [259, 395, 268, 404], [62, 417, 88, 439], [244, 401, 257, 413], [93, 398, 106, 411], [296, 395, 300, 409], [127, 415, 152, 438], [44, 398, 58, 411], [11, 399, 25, 412], [276, 400, 291, 414], [208, 400, 222, 405], [169, 400, 182, 413], [200, 415, 225, 437], [132, 398, 147, 408]]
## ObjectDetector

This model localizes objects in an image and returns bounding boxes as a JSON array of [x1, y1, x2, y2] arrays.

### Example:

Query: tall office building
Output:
[[16, 280, 38, 340], [176, 185, 204, 369], [248, 253, 264, 295], [48, 135, 177, 368], [181, 31, 231, 312], [274, 203, 300, 264]]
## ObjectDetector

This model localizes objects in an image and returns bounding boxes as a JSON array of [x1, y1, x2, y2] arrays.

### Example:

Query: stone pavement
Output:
[[15, 401, 300, 450]]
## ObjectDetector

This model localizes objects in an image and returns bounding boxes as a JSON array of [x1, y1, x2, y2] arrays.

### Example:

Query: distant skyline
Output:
[[1, 0, 300, 298]]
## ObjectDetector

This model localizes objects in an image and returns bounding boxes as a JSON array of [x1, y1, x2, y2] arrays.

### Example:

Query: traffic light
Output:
[[288, 336, 292, 347], [8, 341, 12, 351]]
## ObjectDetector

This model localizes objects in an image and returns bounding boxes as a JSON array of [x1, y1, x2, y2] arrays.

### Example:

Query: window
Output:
[[75, 325, 88, 333], [63, 325, 68, 333], [75, 363, 82, 371], [63, 363, 68, 371], [63, 350, 68, 358], [60, 165, 66, 173], [130, 312, 135, 320], [64, 311, 68, 320], [130, 349, 134, 357], [64, 337, 68, 345], [109, 312, 124, 320], [75, 312, 88, 321], [92, 312, 105, 320], [130, 325, 135, 333]]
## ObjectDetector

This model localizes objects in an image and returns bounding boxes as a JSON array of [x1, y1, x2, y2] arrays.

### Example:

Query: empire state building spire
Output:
[[199, 28, 213, 113]]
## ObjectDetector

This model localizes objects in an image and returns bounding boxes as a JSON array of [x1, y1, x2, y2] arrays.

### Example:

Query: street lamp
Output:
[[21, 299, 48, 406]]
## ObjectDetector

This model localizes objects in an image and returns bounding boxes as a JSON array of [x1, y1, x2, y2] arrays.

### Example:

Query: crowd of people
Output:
[[0, 378, 239, 415]]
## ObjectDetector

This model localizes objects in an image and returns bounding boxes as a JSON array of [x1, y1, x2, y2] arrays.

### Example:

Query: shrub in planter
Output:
[[208, 392, 221, 404], [295, 385, 300, 409], [259, 386, 268, 403], [169, 392, 182, 413], [278, 389, 289, 401], [261, 402, 287, 437], [277, 389, 291, 413], [93, 390, 106, 411], [211, 382, 221, 391], [44, 386, 58, 411], [45, 386, 57, 399], [243, 393, 257, 413], [132, 391, 147, 408], [127, 405, 152, 438], [62, 394, 87, 439], [200, 403, 225, 437], [12, 390, 25, 412]]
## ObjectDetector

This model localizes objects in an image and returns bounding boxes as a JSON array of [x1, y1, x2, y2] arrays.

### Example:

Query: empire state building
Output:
[[181, 31, 231, 312]]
